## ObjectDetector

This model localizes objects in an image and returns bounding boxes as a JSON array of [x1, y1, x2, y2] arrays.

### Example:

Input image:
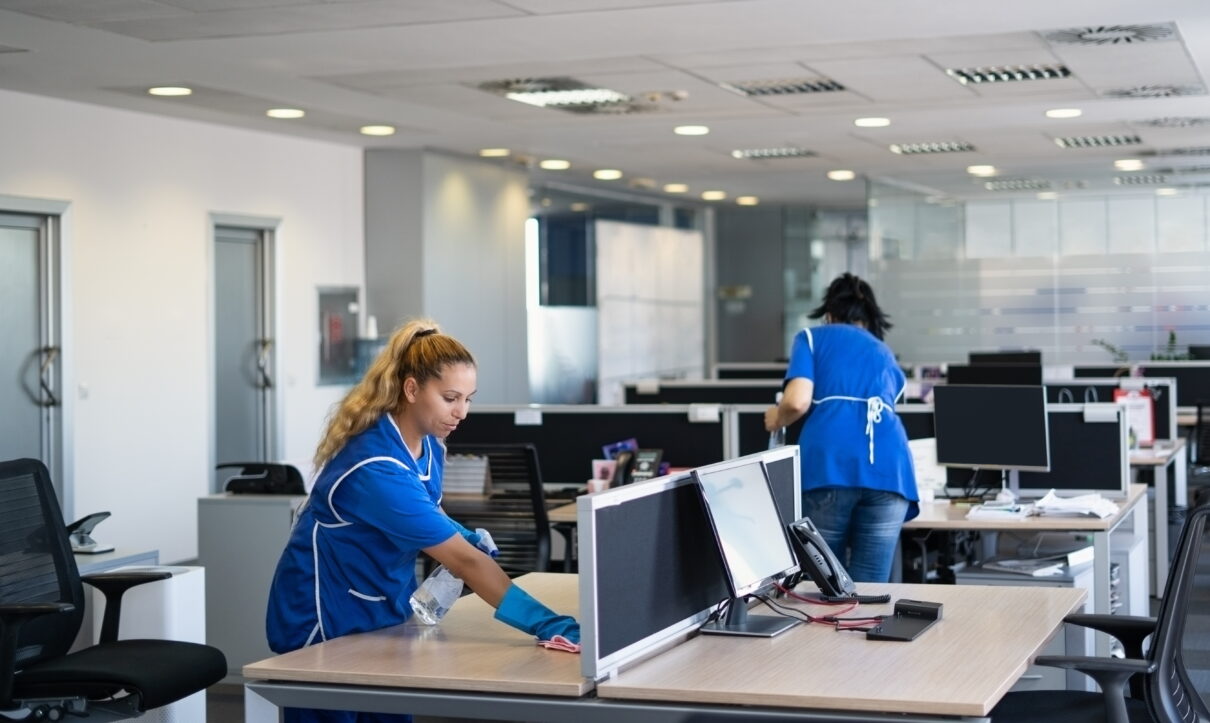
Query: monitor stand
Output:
[[700, 596, 801, 638]]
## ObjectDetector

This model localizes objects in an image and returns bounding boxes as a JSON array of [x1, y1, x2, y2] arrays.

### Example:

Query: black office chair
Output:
[[216, 461, 305, 494], [991, 501, 1210, 723], [445, 443, 551, 576], [0, 458, 227, 722], [1191, 403, 1210, 486]]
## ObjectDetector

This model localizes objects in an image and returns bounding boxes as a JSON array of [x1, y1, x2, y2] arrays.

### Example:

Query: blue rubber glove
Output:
[[494, 584, 580, 644]]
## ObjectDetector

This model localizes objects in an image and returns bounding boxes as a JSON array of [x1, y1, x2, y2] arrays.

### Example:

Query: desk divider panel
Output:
[[713, 362, 787, 380], [578, 446, 801, 681], [623, 380, 783, 405], [450, 405, 727, 484], [1046, 378, 1176, 442], [945, 403, 1129, 499], [1074, 362, 1210, 409], [730, 404, 935, 458]]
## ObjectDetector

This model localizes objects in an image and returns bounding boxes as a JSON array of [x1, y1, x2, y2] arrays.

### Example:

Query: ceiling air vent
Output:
[[1136, 117, 1210, 128], [1157, 165, 1210, 175], [719, 77, 845, 97], [1053, 134, 1142, 149], [889, 141, 975, 154], [946, 64, 1070, 85], [983, 178, 1051, 192], [1114, 175, 1169, 185], [1102, 85, 1205, 99], [476, 77, 651, 114], [1043, 23, 1177, 46], [730, 147, 817, 159]]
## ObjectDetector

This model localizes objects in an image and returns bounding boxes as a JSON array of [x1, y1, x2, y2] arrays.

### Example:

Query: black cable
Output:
[[753, 594, 813, 623]]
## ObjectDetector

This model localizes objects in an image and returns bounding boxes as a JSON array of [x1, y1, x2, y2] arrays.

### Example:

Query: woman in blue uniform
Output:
[[267, 319, 578, 723], [764, 273, 917, 582]]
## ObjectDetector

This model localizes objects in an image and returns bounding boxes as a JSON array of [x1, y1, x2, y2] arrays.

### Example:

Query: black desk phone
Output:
[[785, 516, 889, 604], [611, 448, 663, 486]]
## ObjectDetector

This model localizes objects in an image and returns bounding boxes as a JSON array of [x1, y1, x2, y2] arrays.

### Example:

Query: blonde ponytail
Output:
[[313, 319, 475, 467]]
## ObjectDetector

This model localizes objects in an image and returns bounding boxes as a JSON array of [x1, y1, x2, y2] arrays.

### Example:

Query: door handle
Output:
[[256, 339, 274, 389], [36, 346, 60, 408]]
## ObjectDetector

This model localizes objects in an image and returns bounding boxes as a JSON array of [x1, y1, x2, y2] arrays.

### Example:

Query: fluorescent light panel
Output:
[[731, 147, 816, 159], [889, 141, 975, 155], [720, 77, 845, 96], [946, 64, 1070, 85], [1054, 134, 1142, 148]]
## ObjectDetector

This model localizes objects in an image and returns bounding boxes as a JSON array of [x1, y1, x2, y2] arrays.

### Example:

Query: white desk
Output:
[[904, 483, 1148, 657]]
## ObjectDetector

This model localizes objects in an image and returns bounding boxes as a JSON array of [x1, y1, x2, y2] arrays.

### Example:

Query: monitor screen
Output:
[[693, 459, 798, 598], [946, 363, 1043, 386], [1141, 363, 1210, 407], [933, 385, 1050, 471], [969, 350, 1042, 365], [1017, 406, 1127, 498]]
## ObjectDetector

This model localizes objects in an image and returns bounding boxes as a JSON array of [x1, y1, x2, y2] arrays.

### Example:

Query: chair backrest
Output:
[[0, 459, 85, 669], [444, 443, 550, 575], [1147, 501, 1210, 721]]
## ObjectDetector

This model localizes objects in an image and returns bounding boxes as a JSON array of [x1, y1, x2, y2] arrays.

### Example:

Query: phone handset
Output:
[[787, 516, 854, 597], [610, 450, 636, 487]]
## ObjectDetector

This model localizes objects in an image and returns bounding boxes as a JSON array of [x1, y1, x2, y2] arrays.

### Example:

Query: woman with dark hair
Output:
[[764, 273, 917, 582]]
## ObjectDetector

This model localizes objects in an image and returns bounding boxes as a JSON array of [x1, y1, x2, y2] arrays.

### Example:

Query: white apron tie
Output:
[[813, 395, 887, 464]]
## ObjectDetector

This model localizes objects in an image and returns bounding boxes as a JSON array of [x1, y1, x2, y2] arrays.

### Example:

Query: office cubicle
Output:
[[622, 379, 783, 405], [731, 404, 936, 458], [1046, 378, 1177, 442], [450, 405, 727, 485], [1074, 362, 1210, 409]]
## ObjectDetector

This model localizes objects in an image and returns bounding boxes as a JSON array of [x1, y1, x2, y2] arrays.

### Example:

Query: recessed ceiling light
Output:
[[701, 190, 727, 200], [360, 125, 396, 136], [593, 169, 623, 180], [1045, 108, 1083, 119], [967, 164, 997, 177], [854, 117, 891, 128], [1114, 158, 1145, 171], [1036, 191, 1059, 200], [736, 196, 759, 206], [569, 202, 590, 212], [539, 159, 570, 170], [1156, 187, 1179, 196], [827, 170, 856, 181], [629, 177, 657, 189], [663, 183, 689, 193], [266, 108, 305, 119], [731, 146, 816, 159], [674, 125, 710, 136], [479, 148, 510, 157], [148, 86, 192, 96]]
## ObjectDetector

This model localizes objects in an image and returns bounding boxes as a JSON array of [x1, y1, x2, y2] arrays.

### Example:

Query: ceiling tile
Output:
[[0, 0, 186, 24], [806, 56, 975, 102], [1050, 40, 1203, 92]]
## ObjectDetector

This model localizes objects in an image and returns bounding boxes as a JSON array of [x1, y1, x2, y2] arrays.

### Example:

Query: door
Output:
[[213, 226, 275, 492], [0, 212, 61, 491]]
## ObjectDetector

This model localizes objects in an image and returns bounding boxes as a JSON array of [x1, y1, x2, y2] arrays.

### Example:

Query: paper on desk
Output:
[[1035, 490, 1119, 519], [908, 438, 946, 495]]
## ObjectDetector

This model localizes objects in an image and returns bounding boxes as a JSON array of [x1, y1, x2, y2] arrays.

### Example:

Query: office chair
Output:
[[0, 458, 226, 722], [216, 461, 305, 494], [991, 501, 1210, 723], [1192, 403, 1210, 482], [445, 443, 551, 576]]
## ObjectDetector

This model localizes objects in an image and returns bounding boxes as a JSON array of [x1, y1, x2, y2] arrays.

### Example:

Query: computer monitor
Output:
[[1017, 405, 1129, 499], [946, 363, 1043, 386], [1188, 346, 1210, 361], [933, 385, 1050, 498], [692, 458, 801, 637], [968, 350, 1042, 365]]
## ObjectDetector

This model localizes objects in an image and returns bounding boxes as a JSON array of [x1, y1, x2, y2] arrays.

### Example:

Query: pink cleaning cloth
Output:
[[537, 635, 581, 653]]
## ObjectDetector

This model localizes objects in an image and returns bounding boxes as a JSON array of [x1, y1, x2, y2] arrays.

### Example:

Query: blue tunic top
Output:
[[785, 324, 918, 520], [265, 413, 458, 654]]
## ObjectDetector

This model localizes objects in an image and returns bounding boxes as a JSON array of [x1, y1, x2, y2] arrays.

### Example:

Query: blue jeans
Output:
[[801, 488, 908, 583]]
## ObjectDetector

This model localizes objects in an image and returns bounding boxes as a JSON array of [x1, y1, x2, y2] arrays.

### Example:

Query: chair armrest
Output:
[[0, 602, 75, 709], [1034, 656, 1156, 723], [1063, 613, 1156, 658], [81, 571, 171, 644]]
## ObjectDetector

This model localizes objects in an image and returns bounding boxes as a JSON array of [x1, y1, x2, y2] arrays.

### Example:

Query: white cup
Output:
[[919, 488, 935, 504], [587, 478, 609, 494]]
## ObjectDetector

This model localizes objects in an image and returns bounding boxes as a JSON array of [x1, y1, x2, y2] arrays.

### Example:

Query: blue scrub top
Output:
[[266, 413, 459, 654], [786, 324, 918, 520]]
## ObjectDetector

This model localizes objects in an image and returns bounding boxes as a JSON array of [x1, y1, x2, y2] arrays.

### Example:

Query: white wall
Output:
[[365, 150, 530, 404], [0, 88, 363, 563]]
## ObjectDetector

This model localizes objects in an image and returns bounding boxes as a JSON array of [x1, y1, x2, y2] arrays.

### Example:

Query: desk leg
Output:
[[1175, 444, 1188, 506], [1153, 462, 1169, 596], [1093, 529, 1112, 658], [554, 524, 576, 573], [245, 683, 279, 723]]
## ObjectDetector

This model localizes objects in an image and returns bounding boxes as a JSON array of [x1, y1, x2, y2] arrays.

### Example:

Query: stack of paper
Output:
[[1035, 490, 1119, 519], [966, 502, 1035, 521], [982, 558, 1065, 577]]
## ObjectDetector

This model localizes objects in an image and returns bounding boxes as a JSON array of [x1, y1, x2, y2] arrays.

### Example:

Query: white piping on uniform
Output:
[[348, 589, 387, 602], [814, 395, 888, 464], [311, 522, 326, 644], [304, 622, 320, 647], [804, 327, 814, 353], [324, 456, 407, 525]]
